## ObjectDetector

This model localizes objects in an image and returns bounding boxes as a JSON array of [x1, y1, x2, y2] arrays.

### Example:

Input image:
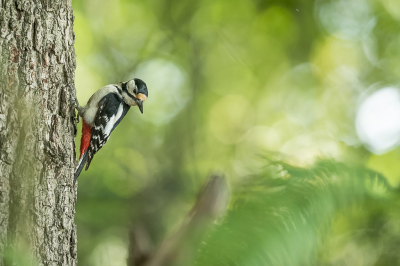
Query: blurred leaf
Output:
[[195, 160, 392, 266]]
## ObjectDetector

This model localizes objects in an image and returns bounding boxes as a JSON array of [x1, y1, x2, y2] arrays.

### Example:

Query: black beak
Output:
[[136, 98, 143, 114]]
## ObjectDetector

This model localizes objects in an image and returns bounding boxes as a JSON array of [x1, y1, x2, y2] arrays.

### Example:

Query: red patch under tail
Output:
[[80, 120, 92, 159]]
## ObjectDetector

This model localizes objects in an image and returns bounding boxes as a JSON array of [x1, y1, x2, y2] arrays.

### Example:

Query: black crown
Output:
[[134, 78, 148, 97]]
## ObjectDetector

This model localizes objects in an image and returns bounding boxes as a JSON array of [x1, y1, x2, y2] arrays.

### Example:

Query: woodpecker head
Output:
[[122, 78, 148, 113]]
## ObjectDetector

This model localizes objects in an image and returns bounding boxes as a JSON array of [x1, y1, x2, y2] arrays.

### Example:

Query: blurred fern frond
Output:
[[195, 160, 394, 266]]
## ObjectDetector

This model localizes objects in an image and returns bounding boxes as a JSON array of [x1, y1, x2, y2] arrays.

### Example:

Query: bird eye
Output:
[[133, 88, 138, 94]]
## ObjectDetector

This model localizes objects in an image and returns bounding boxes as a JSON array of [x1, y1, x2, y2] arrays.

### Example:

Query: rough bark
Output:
[[0, 0, 77, 265]]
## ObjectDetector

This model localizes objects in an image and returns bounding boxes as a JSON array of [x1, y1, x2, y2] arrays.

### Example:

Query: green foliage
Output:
[[195, 160, 393, 265]]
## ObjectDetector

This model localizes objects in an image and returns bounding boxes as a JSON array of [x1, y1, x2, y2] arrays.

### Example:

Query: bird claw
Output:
[[69, 97, 80, 123], [68, 84, 82, 124]]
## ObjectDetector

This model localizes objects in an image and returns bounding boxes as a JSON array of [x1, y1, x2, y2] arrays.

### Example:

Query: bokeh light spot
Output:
[[209, 95, 255, 144], [316, 0, 375, 41], [356, 87, 400, 154], [89, 236, 127, 266], [380, 0, 400, 20], [132, 59, 189, 125]]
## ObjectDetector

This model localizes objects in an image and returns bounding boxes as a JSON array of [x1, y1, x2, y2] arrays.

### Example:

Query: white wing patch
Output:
[[82, 85, 119, 126], [104, 103, 124, 136]]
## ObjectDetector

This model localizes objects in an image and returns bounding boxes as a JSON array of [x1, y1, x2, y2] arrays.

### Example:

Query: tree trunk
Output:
[[0, 0, 77, 265]]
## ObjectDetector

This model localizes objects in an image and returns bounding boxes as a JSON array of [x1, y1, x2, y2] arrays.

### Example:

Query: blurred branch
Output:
[[128, 175, 229, 266]]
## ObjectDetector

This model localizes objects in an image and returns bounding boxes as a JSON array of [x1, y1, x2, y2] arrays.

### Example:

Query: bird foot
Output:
[[68, 84, 84, 123], [69, 96, 80, 123]]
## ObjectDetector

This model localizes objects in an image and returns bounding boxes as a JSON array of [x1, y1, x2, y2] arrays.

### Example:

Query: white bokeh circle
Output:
[[356, 87, 400, 154], [130, 59, 189, 125]]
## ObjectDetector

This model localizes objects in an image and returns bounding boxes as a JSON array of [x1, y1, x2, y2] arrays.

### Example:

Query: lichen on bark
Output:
[[0, 0, 77, 265]]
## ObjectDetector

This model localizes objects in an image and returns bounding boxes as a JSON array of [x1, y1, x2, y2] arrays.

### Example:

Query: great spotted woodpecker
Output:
[[73, 78, 148, 184]]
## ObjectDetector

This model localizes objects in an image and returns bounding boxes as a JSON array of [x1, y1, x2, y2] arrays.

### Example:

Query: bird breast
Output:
[[82, 85, 120, 126]]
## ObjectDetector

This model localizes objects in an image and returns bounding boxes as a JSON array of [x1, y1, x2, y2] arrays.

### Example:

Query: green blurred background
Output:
[[72, 0, 400, 265]]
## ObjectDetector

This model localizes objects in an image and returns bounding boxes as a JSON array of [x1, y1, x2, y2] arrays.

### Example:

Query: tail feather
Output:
[[74, 151, 88, 185]]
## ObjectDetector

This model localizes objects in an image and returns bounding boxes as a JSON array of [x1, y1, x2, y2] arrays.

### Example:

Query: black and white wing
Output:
[[85, 93, 130, 170]]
